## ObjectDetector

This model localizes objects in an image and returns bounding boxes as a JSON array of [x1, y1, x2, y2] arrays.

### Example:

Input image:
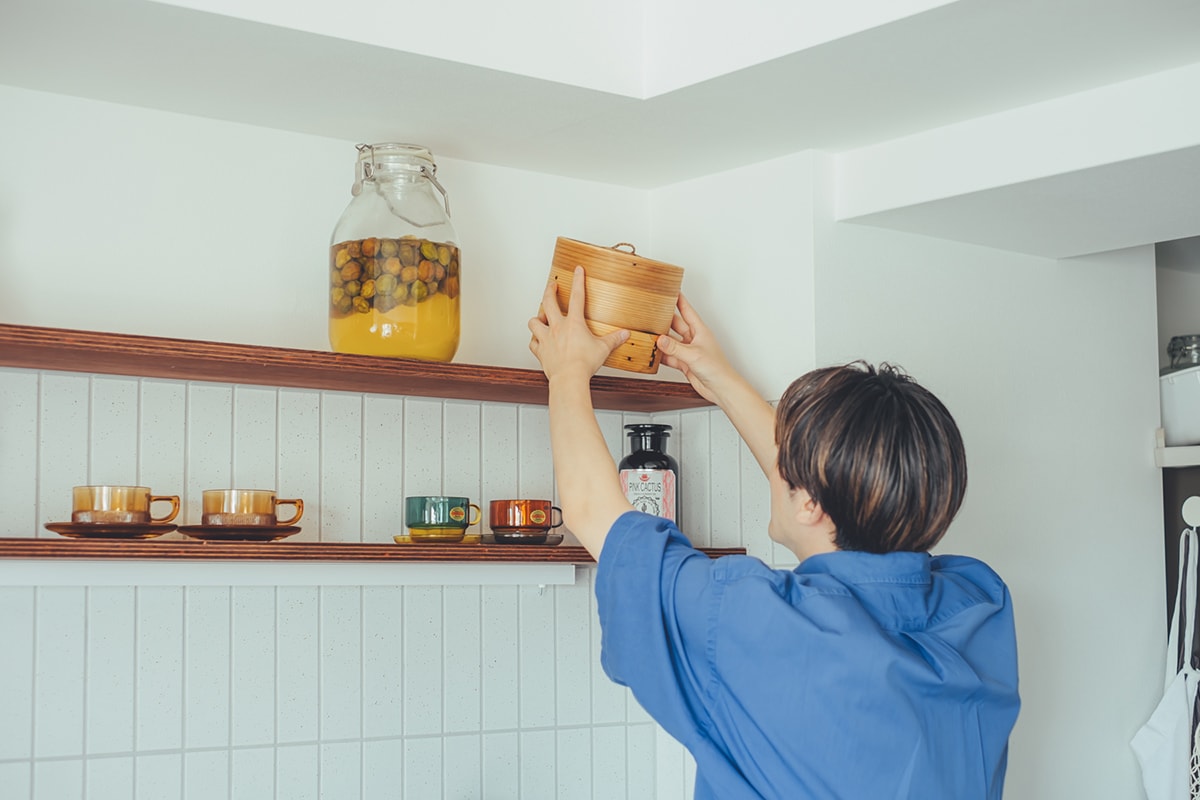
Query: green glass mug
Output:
[[404, 495, 481, 543]]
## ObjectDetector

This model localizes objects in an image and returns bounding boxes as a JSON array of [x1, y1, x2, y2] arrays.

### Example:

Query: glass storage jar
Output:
[[328, 143, 461, 361], [619, 423, 679, 522]]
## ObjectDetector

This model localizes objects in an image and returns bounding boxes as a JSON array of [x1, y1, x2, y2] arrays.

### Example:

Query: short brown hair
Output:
[[774, 361, 967, 553]]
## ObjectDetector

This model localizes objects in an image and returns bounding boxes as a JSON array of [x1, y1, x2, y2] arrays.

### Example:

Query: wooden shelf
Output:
[[0, 538, 745, 587], [0, 324, 712, 412], [0, 538, 743, 564], [0, 325, 730, 582]]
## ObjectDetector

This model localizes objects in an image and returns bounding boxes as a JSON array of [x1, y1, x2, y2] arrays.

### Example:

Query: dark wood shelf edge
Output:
[[0, 538, 745, 564], [0, 324, 712, 412]]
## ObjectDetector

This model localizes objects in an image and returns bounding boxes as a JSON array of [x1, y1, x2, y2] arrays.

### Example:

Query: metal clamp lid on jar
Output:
[[1165, 334, 1200, 374], [351, 142, 451, 216]]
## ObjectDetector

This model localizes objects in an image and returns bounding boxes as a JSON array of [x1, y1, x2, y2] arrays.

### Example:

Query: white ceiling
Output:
[[1, 0, 1198, 258]]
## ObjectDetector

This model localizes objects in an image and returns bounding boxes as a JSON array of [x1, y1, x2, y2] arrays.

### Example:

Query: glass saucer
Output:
[[484, 530, 564, 546], [393, 530, 481, 544], [45, 521, 177, 539], [177, 525, 301, 542]]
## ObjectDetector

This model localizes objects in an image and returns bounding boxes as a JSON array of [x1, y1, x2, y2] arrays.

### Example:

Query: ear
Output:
[[795, 494, 839, 546], [794, 497, 814, 523], [792, 490, 825, 526]]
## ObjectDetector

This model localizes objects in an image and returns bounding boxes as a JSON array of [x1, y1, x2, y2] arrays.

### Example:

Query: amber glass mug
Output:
[[202, 489, 304, 527], [489, 499, 563, 531], [72, 485, 180, 524], [489, 499, 563, 543]]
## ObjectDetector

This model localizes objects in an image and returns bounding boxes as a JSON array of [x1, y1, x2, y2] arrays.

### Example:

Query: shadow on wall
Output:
[[0, 203, 9, 316], [1157, 235, 1200, 373], [1157, 235, 1200, 272], [0, 201, 19, 321]]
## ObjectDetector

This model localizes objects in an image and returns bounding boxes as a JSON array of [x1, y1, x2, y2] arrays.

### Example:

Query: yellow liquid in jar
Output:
[[330, 292, 460, 361]]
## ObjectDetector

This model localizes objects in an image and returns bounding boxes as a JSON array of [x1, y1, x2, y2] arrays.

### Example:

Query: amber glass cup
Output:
[[489, 499, 563, 532], [72, 485, 180, 524], [201, 489, 304, 527], [489, 499, 563, 543]]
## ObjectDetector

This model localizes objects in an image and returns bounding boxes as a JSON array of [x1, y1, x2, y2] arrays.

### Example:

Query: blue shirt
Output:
[[595, 511, 1020, 800]]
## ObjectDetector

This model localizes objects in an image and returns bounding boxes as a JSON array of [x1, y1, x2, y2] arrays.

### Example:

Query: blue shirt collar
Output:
[[795, 550, 932, 585]]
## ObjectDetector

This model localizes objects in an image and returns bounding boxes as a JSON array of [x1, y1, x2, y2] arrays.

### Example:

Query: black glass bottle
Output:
[[619, 424, 680, 522]]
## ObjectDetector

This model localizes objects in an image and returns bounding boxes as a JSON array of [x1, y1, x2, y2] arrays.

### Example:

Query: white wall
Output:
[[648, 150, 820, 401], [0, 87, 783, 798], [655, 151, 1171, 795], [0, 85, 650, 375], [0, 83, 1176, 798], [815, 191, 1165, 797], [0, 365, 687, 798], [0, 369, 782, 799]]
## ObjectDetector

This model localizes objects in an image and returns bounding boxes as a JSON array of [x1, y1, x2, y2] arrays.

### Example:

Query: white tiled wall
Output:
[[0, 366, 788, 798]]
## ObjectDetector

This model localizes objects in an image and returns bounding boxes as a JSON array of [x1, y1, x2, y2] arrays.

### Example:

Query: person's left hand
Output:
[[528, 266, 629, 383]]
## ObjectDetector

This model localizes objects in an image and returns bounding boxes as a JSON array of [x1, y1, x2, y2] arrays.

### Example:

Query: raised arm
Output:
[[655, 294, 778, 480], [528, 267, 634, 559]]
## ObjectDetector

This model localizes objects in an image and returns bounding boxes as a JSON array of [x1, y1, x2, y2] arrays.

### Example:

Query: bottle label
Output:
[[620, 468, 676, 522]]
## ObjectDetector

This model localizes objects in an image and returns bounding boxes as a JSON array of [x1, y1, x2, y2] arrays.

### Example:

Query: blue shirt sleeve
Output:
[[595, 511, 720, 747]]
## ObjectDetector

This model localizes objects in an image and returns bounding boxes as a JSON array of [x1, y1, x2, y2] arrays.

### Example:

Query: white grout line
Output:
[[315, 587, 323, 794], [131, 588, 138, 792], [270, 590, 280, 799], [230, 588, 236, 800], [179, 588, 186, 800], [28, 589, 37, 797], [80, 589, 91, 774]]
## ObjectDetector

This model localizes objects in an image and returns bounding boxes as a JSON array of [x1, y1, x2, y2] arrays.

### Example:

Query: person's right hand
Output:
[[529, 266, 628, 385], [656, 293, 736, 406]]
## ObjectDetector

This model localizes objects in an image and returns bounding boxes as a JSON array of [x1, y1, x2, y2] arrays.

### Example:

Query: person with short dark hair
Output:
[[528, 268, 1020, 800], [773, 361, 968, 554]]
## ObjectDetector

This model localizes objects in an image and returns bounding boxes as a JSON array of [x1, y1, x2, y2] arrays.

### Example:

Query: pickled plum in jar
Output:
[[329, 235, 460, 361]]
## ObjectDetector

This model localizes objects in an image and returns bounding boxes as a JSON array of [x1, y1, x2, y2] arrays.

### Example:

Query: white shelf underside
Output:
[[0, 559, 577, 587]]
